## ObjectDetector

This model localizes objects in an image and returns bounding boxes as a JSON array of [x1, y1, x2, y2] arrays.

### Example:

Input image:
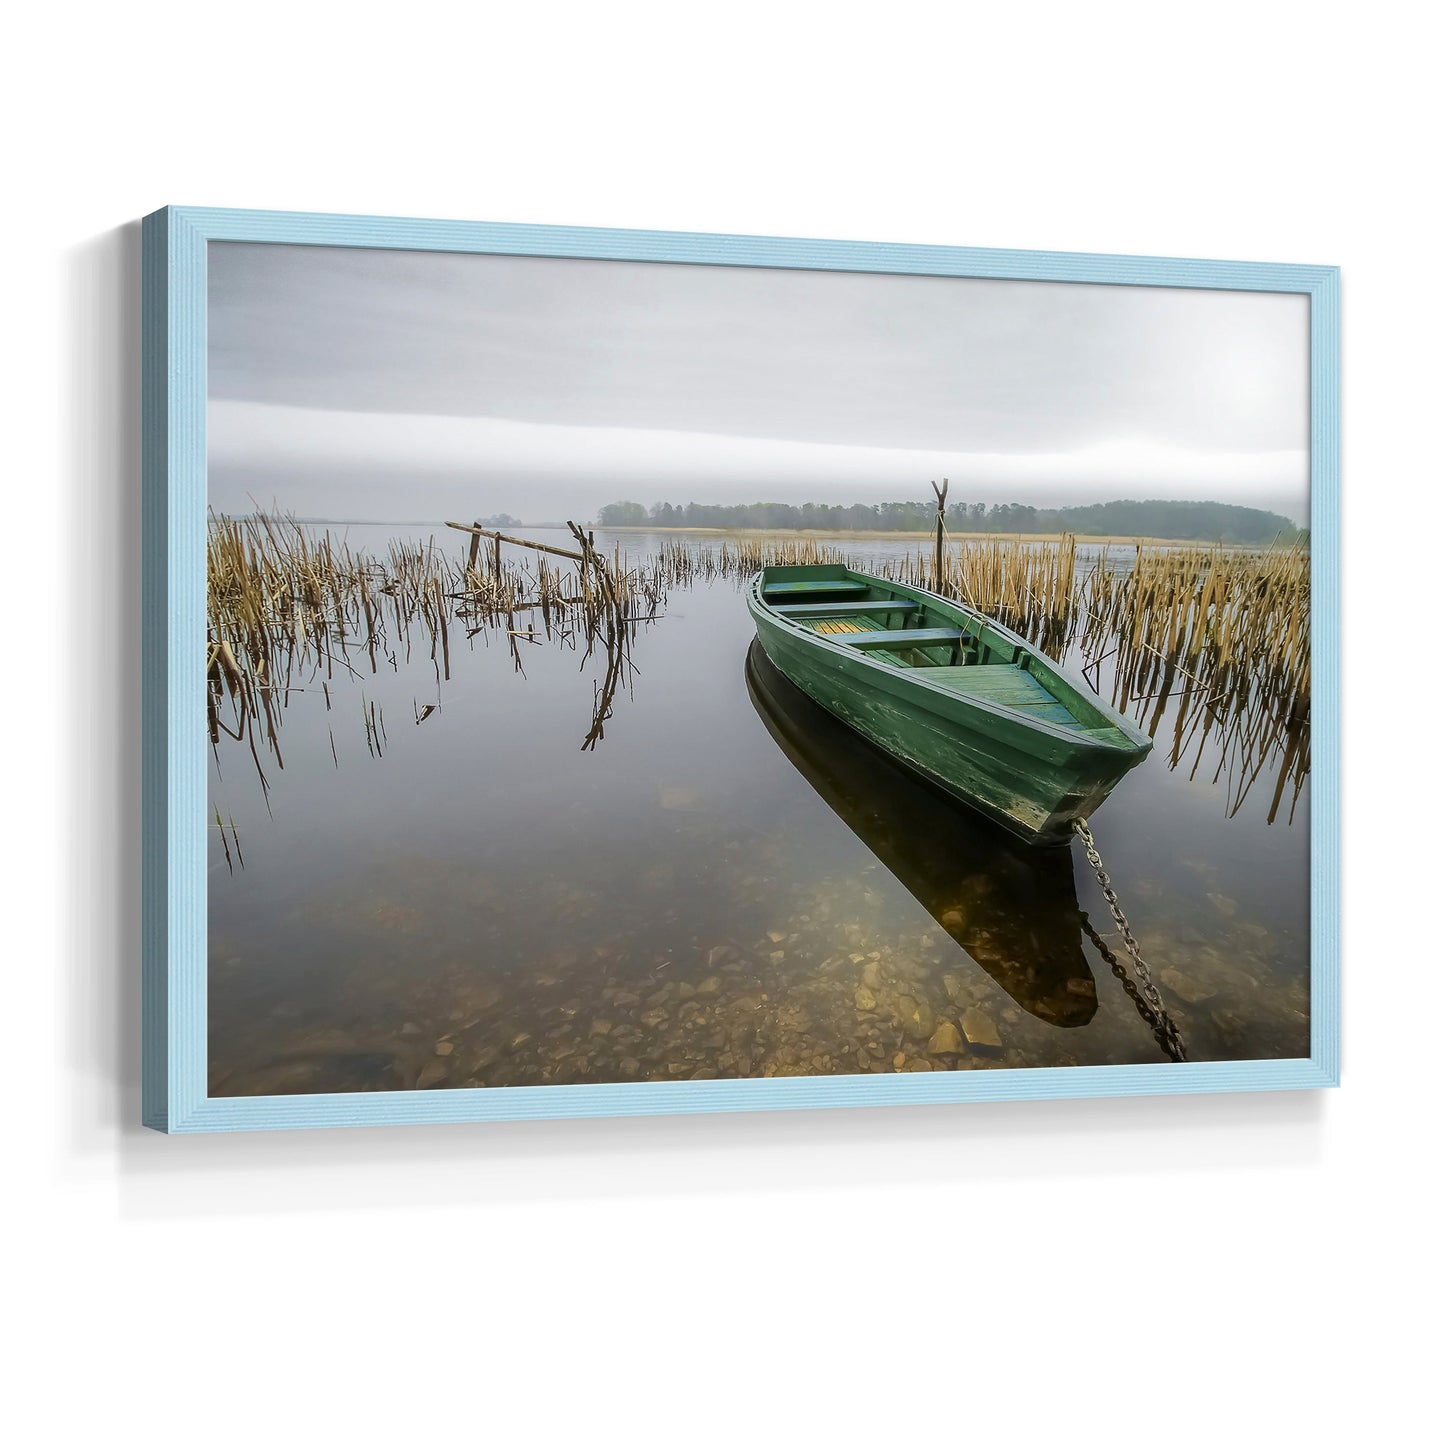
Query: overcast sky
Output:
[[208, 242, 1311, 524]]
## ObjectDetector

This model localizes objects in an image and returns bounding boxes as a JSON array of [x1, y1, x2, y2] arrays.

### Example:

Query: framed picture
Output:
[[142, 206, 1339, 1132]]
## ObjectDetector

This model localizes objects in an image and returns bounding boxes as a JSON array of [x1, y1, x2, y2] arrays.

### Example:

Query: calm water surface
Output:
[[208, 526, 1309, 1094]]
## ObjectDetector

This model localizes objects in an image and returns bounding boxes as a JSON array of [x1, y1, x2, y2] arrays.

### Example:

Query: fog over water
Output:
[[208, 243, 1311, 525]]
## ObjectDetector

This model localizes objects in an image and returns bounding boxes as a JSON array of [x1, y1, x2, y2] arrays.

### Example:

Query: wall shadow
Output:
[[61, 221, 143, 1164]]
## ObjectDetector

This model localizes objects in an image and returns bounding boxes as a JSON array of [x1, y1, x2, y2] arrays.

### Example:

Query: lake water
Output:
[[207, 526, 1310, 1094]]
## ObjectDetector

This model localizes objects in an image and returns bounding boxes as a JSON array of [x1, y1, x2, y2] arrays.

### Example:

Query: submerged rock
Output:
[[959, 1008, 1002, 1050], [1160, 966, 1216, 1004], [854, 985, 878, 1012], [927, 1022, 963, 1056], [896, 996, 935, 1041]]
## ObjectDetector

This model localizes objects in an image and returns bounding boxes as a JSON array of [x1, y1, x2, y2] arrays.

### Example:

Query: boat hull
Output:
[[748, 571, 1150, 845]]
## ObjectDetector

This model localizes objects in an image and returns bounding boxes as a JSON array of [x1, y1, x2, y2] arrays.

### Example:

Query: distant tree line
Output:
[[596, 498, 1301, 544]]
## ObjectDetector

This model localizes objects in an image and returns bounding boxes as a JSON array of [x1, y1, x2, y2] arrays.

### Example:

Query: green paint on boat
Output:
[[748, 564, 1152, 845]]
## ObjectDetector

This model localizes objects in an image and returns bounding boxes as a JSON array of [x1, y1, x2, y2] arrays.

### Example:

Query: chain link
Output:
[[1072, 816, 1188, 1063], [1079, 912, 1187, 1063]]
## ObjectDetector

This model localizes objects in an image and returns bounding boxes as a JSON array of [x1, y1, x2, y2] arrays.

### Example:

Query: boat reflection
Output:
[[746, 641, 1097, 1027]]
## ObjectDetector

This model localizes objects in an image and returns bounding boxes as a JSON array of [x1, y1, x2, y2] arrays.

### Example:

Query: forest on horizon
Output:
[[595, 497, 1303, 543]]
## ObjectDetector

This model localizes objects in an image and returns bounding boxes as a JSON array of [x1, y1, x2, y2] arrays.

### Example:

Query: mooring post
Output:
[[467, 520, 482, 573], [931, 478, 949, 593]]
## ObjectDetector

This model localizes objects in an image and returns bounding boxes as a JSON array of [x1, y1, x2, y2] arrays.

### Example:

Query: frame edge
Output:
[[141, 207, 170, 1131], [1309, 266, 1342, 1088]]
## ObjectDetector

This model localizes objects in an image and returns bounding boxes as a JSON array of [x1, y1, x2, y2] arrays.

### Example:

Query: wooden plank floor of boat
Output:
[[926, 665, 1083, 728]]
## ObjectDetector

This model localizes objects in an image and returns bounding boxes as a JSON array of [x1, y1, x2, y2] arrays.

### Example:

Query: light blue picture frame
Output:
[[142, 205, 1340, 1133]]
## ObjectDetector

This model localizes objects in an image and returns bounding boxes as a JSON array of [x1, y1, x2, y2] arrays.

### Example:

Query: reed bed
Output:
[[1076, 539, 1311, 820], [1079, 540, 1309, 709], [651, 535, 852, 584], [207, 511, 670, 784], [209, 514, 1310, 824]]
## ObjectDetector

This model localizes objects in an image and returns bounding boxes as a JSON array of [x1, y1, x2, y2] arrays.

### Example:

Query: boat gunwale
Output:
[[749, 568, 1152, 756]]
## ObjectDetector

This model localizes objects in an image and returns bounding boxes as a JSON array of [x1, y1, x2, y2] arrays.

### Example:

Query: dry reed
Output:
[[1076, 539, 1310, 819]]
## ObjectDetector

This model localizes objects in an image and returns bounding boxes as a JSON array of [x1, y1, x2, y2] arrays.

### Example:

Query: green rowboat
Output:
[[747, 564, 1151, 845]]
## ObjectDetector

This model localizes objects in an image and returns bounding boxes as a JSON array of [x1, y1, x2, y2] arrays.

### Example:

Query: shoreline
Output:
[[590, 525, 1274, 548]]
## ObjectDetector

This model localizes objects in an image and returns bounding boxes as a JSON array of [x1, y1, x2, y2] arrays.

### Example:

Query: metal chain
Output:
[[1072, 816, 1188, 1063], [1079, 912, 1186, 1064]]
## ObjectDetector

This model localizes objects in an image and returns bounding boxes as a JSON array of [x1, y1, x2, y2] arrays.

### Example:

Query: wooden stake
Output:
[[930, 478, 948, 593]]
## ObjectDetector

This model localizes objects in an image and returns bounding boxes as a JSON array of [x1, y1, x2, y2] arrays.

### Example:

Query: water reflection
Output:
[[745, 642, 1097, 1028]]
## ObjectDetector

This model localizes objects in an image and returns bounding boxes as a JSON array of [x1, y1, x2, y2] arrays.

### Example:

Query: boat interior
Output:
[[760, 568, 1115, 735]]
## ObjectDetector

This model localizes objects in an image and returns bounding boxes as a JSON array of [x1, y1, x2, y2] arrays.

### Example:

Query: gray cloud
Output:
[[208, 241, 1310, 523]]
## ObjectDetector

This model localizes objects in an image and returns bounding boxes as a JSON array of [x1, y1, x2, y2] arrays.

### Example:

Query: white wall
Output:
[[8, 4, 1437, 1440]]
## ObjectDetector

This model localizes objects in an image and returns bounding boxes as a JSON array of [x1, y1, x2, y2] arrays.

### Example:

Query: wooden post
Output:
[[467, 520, 482, 573], [931, 478, 949, 593]]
